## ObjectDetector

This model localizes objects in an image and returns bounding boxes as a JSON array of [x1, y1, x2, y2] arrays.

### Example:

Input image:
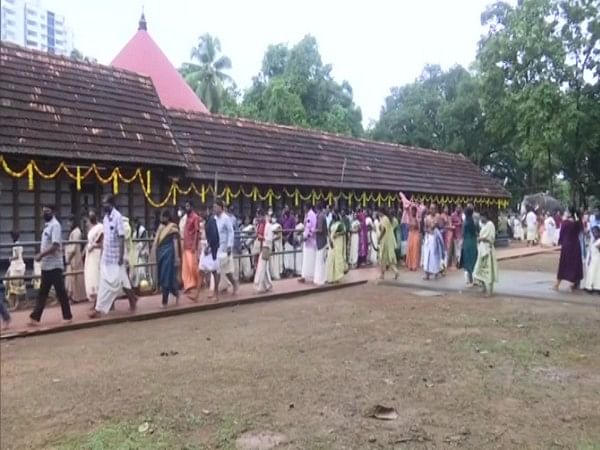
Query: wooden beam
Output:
[[34, 179, 41, 240], [54, 178, 61, 219], [11, 177, 19, 232]]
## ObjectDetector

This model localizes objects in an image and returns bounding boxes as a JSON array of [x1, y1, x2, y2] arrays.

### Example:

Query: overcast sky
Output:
[[45, 0, 499, 125]]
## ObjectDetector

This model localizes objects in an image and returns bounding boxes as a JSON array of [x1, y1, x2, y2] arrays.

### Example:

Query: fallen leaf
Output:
[[138, 422, 150, 433], [52, 378, 60, 383], [201, 409, 211, 415]]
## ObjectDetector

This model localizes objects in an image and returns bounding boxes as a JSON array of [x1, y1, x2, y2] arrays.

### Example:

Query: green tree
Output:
[[371, 65, 493, 166], [181, 33, 233, 113], [240, 35, 364, 137]]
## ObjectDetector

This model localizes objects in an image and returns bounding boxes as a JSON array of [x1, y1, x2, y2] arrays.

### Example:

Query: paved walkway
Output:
[[0, 269, 377, 340], [382, 269, 598, 306], [0, 245, 563, 340]]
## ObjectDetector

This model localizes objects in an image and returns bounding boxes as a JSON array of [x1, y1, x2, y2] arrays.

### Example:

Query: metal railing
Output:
[[0, 230, 306, 284]]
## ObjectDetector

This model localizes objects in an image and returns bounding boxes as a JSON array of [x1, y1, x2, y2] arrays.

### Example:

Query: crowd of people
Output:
[[1, 193, 599, 330]]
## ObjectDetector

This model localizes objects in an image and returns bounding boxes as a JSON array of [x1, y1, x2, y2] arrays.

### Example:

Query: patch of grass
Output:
[[578, 442, 600, 450], [215, 415, 252, 450], [54, 421, 179, 450]]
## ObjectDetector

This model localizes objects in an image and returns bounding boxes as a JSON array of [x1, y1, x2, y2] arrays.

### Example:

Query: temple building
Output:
[[0, 15, 509, 249]]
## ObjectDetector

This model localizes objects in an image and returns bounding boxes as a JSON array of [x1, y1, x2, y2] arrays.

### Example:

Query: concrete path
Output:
[[382, 269, 598, 306], [0, 245, 565, 340], [0, 269, 376, 340]]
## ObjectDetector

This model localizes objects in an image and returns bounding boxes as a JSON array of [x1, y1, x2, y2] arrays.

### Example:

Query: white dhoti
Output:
[[240, 248, 253, 281], [314, 247, 327, 286], [270, 240, 283, 280], [526, 225, 537, 242], [301, 244, 316, 281], [349, 234, 359, 267], [284, 242, 295, 273], [96, 263, 132, 314], [254, 252, 273, 293], [294, 244, 303, 275]]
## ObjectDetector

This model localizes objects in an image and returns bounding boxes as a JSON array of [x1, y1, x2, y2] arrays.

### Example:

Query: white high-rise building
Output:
[[1, 0, 73, 56]]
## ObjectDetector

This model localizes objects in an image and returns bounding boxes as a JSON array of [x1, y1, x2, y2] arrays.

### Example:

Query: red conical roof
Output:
[[111, 15, 209, 114]]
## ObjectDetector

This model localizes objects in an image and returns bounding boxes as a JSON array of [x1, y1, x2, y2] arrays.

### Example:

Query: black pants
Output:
[[30, 268, 73, 322]]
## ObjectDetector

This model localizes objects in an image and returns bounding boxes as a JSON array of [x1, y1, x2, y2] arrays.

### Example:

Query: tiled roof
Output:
[[0, 43, 184, 167], [168, 110, 510, 198]]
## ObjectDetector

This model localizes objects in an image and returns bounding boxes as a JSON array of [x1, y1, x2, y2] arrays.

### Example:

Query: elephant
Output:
[[520, 192, 564, 215]]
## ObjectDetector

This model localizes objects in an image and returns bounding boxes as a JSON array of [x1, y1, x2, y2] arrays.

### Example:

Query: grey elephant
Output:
[[520, 192, 564, 214]]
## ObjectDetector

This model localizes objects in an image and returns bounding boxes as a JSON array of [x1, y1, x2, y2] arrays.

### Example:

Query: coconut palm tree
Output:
[[182, 33, 233, 113]]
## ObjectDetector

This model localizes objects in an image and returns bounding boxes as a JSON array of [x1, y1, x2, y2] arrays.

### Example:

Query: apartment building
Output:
[[1, 0, 73, 56]]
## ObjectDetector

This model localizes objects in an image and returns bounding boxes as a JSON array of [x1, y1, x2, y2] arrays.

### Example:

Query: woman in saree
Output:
[[422, 206, 446, 280], [348, 216, 360, 268], [254, 210, 273, 293], [356, 208, 369, 266], [406, 206, 421, 271], [377, 207, 399, 280], [473, 211, 498, 296], [153, 209, 182, 307], [460, 207, 478, 286], [84, 211, 103, 309], [554, 206, 583, 292], [584, 226, 600, 293], [65, 214, 87, 303], [326, 213, 345, 283]]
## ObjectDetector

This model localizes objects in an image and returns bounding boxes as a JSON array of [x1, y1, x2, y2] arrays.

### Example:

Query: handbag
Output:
[[260, 247, 271, 261]]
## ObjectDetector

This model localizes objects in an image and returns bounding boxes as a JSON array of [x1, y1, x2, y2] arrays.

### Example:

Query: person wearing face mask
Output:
[[29, 204, 73, 326], [89, 194, 138, 318]]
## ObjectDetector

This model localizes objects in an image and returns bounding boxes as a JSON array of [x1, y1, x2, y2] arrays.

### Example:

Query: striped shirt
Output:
[[102, 208, 125, 265]]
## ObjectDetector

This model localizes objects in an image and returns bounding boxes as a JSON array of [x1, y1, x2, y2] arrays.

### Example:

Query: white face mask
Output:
[[271, 217, 277, 224], [177, 210, 183, 218]]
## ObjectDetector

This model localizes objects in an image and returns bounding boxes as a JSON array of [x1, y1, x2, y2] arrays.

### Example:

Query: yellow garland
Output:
[[0, 157, 511, 211]]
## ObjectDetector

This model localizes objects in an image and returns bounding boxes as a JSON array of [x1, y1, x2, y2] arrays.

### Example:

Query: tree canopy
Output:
[[371, 0, 599, 204], [182, 1, 598, 204], [235, 36, 363, 137]]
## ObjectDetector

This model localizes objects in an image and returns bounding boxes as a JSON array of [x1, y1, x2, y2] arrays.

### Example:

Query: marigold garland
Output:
[[0, 156, 510, 210]]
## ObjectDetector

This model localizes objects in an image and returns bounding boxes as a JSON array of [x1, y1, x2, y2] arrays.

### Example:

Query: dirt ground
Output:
[[500, 251, 559, 273], [1, 282, 600, 450]]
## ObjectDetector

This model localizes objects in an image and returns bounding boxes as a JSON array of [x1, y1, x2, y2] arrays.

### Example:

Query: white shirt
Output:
[[526, 211, 537, 228], [264, 221, 274, 246]]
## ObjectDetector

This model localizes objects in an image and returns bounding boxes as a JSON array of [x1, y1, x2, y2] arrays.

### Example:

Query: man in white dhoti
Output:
[[254, 210, 273, 293], [84, 210, 103, 309], [270, 217, 283, 280], [132, 217, 151, 289], [314, 203, 328, 286], [299, 205, 317, 283], [282, 209, 297, 276], [525, 208, 537, 246], [89, 194, 137, 317], [240, 217, 255, 281], [294, 220, 304, 276]]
